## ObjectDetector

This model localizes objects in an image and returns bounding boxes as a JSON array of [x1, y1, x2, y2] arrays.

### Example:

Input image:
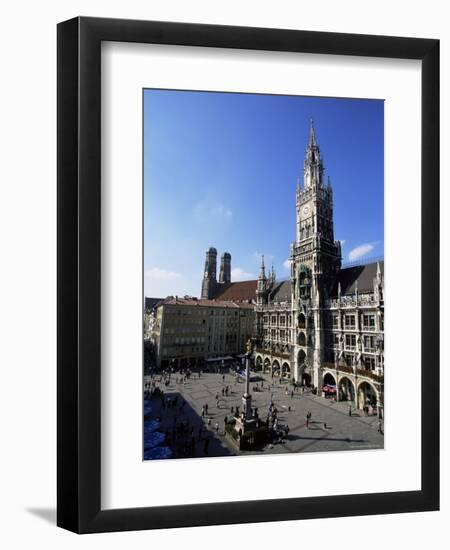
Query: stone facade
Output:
[[151, 297, 254, 369]]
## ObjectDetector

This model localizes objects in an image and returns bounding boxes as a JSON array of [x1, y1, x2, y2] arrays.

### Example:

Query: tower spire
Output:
[[309, 117, 317, 146], [259, 255, 266, 279]]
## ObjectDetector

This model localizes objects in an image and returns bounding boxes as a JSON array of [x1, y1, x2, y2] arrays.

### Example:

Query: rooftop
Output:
[[213, 280, 257, 303], [161, 297, 254, 309], [332, 260, 384, 296]]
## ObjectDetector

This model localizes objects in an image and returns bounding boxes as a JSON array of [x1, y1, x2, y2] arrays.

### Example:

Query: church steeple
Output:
[[256, 255, 268, 305], [269, 263, 276, 285], [304, 117, 324, 190], [309, 117, 317, 147], [258, 255, 266, 280]]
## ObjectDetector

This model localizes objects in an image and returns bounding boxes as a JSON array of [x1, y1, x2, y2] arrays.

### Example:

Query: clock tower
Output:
[[290, 119, 342, 385], [292, 118, 341, 292]]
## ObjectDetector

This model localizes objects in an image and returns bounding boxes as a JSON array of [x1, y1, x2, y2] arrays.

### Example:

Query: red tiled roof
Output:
[[213, 280, 257, 303]]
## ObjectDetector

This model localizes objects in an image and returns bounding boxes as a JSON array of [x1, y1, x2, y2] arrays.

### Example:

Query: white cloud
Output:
[[283, 259, 291, 270], [144, 267, 181, 281], [231, 267, 255, 280], [193, 201, 232, 220], [348, 243, 375, 261], [211, 205, 232, 218]]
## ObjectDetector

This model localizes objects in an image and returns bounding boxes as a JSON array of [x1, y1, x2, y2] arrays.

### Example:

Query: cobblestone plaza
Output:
[[144, 369, 383, 459]]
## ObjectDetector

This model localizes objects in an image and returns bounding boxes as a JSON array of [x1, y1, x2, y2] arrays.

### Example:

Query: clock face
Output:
[[302, 205, 310, 216]]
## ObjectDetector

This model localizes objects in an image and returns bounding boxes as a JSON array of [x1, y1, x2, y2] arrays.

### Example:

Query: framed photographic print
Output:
[[57, 17, 439, 533]]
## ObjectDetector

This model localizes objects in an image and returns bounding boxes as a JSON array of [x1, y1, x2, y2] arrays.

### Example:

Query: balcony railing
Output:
[[356, 368, 383, 383]]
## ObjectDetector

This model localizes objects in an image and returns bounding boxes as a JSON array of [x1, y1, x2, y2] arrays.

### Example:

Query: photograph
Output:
[[142, 90, 385, 460]]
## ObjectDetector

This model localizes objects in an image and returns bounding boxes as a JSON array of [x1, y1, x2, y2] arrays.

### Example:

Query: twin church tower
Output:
[[201, 248, 232, 300]]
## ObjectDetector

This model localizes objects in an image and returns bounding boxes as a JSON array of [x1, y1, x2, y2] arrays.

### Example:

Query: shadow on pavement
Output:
[[145, 391, 233, 460]]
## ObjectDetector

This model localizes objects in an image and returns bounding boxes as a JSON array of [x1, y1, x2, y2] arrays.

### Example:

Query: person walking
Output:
[[306, 410, 311, 429]]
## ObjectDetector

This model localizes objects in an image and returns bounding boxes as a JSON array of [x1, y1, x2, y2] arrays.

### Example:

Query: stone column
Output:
[[294, 360, 300, 384], [242, 353, 252, 420]]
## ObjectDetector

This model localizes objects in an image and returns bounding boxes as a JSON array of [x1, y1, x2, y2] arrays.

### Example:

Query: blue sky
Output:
[[144, 89, 384, 298]]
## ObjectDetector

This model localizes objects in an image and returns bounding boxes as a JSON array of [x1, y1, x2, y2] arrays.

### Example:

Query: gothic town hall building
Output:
[[202, 120, 384, 415]]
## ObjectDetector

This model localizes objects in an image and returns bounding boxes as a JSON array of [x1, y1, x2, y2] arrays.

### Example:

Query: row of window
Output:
[[164, 326, 208, 334], [332, 313, 379, 330], [173, 336, 206, 345], [326, 333, 378, 350], [162, 346, 205, 356], [263, 315, 292, 326], [166, 308, 244, 317], [263, 328, 290, 341], [342, 334, 377, 352]]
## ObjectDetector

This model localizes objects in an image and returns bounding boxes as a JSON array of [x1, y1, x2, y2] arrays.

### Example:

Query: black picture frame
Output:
[[57, 16, 439, 534]]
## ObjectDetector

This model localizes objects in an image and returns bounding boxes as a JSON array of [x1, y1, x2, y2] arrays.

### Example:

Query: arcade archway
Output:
[[338, 376, 355, 402], [358, 381, 378, 409], [281, 362, 291, 378], [272, 359, 280, 376], [323, 372, 337, 387]]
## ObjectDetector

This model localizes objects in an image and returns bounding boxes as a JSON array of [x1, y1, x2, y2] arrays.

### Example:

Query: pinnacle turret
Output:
[[258, 255, 266, 280], [303, 117, 324, 189], [309, 117, 317, 147]]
